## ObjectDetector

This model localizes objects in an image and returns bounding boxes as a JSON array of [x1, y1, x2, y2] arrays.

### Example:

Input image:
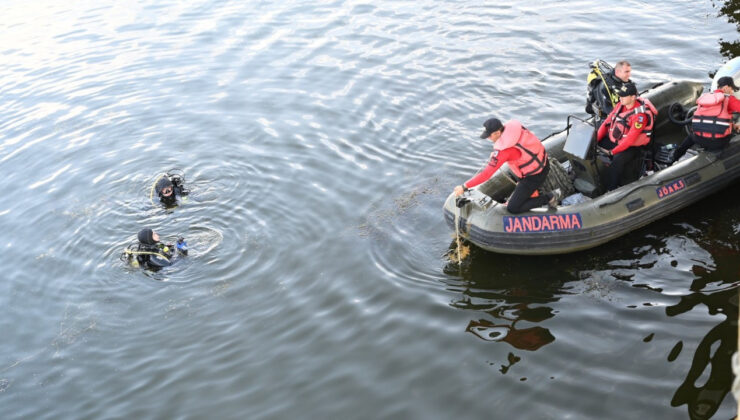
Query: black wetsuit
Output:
[[136, 243, 173, 270], [156, 175, 189, 207], [136, 228, 174, 271], [587, 71, 632, 124]]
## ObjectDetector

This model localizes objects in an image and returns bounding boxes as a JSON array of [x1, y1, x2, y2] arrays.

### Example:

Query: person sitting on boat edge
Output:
[[132, 228, 187, 271], [453, 118, 560, 214], [671, 76, 740, 163], [153, 172, 189, 207], [586, 60, 633, 124], [596, 82, 657, 191]]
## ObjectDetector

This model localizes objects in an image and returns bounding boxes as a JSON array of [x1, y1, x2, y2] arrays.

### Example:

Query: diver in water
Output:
[[152, 170, 189, 207], [122, 228, 188, 271]]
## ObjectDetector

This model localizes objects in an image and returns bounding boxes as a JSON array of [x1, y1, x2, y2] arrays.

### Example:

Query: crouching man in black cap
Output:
[[453, 118, 559, 213], [672, 76, 740, 163]]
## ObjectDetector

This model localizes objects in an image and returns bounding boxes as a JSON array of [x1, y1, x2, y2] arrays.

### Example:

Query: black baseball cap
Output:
[[617, 82, 638, 97], [717, 76, 738, 90], [479, 118, 504, 139]]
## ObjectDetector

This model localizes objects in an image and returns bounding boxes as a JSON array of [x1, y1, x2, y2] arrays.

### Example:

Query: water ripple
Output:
[[0, 0, 738, 418]]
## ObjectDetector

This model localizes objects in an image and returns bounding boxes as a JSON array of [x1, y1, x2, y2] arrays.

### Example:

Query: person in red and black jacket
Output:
[[596, 82, 657, 191]]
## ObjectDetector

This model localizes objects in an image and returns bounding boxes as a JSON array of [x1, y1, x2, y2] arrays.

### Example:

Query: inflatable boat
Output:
[[443, 63, 740, 255]]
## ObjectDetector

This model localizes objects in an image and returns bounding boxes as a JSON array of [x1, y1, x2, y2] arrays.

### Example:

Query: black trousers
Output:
[[507, 162, 550, 214], [673, 133, 731, 162], [603, 146, 642, 191]]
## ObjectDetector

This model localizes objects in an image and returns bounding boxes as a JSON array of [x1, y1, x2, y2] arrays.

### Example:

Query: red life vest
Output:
[[494, 120, 547, 178], [607, 98, 657, 147], [691, 91, 733, 139]]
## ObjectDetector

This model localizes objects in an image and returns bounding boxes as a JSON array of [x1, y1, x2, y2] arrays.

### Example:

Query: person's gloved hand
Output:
[[176, 238, 188, 255]]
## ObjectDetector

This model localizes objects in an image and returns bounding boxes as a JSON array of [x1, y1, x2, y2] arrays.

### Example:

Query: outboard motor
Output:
[[654, 144, 677, 167]]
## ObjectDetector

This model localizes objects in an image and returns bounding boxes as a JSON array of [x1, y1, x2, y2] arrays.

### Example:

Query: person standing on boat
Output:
[[586, 60, 633, 124], [671, 76, 740, 163], [596, 82, 657, 191], [453, 118, 559, 213]]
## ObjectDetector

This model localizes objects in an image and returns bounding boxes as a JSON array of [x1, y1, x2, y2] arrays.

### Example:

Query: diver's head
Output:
[[156, 177, 174, 199], [137, 228, 160, 245]]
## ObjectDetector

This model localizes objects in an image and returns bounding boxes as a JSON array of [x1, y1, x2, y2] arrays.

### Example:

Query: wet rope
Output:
[[454, 204, 463, 266]]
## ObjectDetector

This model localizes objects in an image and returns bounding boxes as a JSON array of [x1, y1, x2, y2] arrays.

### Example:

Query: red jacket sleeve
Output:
[[463, 148, 521, 189], [728, 95, 740, 114], [611, 112, 648, 155], [597, 107, 619, 141]]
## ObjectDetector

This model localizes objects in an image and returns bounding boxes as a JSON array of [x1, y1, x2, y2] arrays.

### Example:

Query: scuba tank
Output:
[[166, 169, 189, 196], [120, 241, 141, 268], [585, 60, 615, 116], [120, 241, 174, 270], [121, 236, 188, 270]]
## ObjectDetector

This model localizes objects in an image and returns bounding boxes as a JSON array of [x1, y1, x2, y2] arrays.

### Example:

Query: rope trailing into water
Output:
[[455, 207, 461, 263], [454, 205, 463, 266]]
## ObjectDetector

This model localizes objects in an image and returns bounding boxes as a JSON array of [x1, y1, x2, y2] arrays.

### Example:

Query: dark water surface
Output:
[[1, 1, 738, 419]]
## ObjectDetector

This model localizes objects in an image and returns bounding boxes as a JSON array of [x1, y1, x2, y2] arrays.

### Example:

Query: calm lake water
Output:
[[1, 1, 738, 419]]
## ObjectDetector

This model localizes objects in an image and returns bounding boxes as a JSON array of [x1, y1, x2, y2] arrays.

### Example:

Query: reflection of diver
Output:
[[446, 246, 561, 353], [151, 170, 189, 207], [666, 287, 738, 420], [444, 242, 569, 374], [121, 228, 188, 271], [466, 314, 554, 351]]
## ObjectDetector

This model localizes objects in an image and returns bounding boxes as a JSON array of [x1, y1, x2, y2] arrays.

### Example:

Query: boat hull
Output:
[[443, 80, 740, 255]]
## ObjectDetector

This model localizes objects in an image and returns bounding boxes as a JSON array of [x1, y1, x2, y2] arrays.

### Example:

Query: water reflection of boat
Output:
[[666, 286, 738, 419], [443, 71, 740, 255]]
